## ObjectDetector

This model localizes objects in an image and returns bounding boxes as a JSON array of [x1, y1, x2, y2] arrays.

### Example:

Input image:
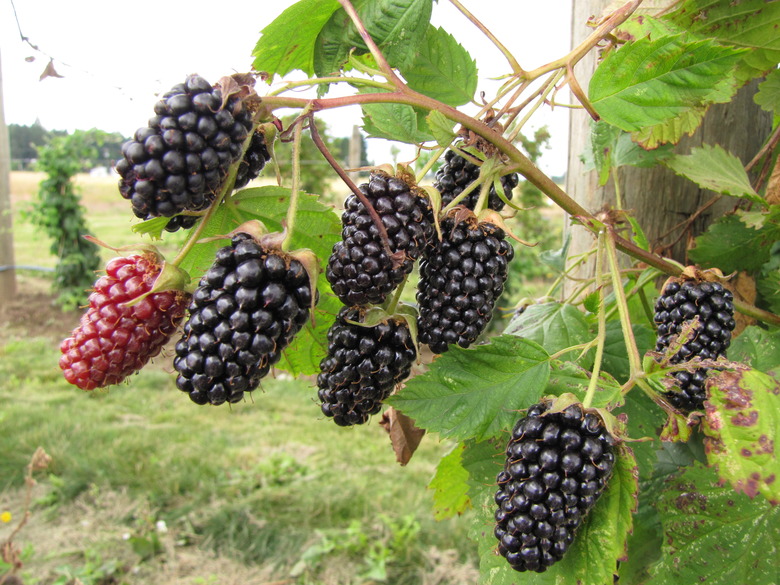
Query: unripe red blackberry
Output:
[[317, 306, 417, 426], [434, 149, 519, 212], [417, 209, 514, 353], [494, 401, 616, 573], [173, 231, 316, 405], [59, 254, 189, 390], [326, 171, 435, 306], [116, 74, 255, 232], [653, 278, 736, 412]]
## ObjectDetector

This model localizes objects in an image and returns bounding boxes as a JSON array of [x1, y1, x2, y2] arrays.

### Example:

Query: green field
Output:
[[0, 173, 479, 585]]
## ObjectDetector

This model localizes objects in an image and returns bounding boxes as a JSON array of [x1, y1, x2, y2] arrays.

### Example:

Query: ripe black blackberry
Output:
[[234, 129, 271, 190], [173, 232, 315, 405], [115, 74, 254, 232], [653, 278, 736, 413], [317, 307, 416, 426], [494, 400, 616, 573], [416, 209, 514, 353], [326, 172, 435, 306], [434, 148, 519, 212]]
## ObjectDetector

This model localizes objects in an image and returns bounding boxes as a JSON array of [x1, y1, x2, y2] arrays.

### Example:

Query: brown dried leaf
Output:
[[766, 154, 780, 206], [39, 59, 63, 81], [728, 272, 757, 337], [379, 407, 425, 466]]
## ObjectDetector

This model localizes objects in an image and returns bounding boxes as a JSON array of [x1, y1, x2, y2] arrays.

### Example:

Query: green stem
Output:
[[583, 231, 607, 409], [415, 146, 446, 184], [385, 273, 408, 315], [448, 0, 524, 76], [281, 117, 305, 252], [612, 167, 623, 210], [604, 227, 643, 379], [268, 76, 394, 96], [506, 69, 566, 142]]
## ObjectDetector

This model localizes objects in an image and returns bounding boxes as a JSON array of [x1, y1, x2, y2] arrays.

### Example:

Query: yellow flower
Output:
[[0, 511, 11, 523]]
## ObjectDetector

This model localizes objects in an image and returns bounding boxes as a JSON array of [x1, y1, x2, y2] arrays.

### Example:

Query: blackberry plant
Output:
[[173, 227, 316, 405], [434, 147, 519, 211], [115, 74, 256, 232], [416, 208, 514, 353], [653, 275, 736, 413], [326, 170, 434, 306], [317, 306, 417, 426], [60, 251, 189, 390], [54, 2, 780, 584], [494, 399, 616, 573]]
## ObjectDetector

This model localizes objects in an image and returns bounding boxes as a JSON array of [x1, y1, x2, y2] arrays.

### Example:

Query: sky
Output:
[[0, 0, 573, 176]]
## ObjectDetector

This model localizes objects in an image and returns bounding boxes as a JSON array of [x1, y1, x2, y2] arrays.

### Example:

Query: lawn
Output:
[[0, 172, 480, 585]]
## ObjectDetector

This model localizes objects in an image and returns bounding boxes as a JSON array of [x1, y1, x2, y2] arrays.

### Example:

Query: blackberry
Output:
[[116, 74, 254, 232], [317, 307, 417, 426], [417, 209, 514, 353], [234, 129, 271, 190], [434, 148, 519, 212], [653, 278, 736, 412], [59, 254, 189, 390], [494, 400, 616, 573], [326, 172, 435, 306], [173, 232, 315, 405]]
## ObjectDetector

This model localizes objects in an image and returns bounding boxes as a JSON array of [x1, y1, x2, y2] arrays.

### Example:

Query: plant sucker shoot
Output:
[[56, 1, 780, 584]]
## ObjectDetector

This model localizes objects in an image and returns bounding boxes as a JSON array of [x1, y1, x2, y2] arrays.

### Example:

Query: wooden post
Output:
[[564, 0, 772, 295], [348, 124, 362, 182], [0, 47, 17, 304]]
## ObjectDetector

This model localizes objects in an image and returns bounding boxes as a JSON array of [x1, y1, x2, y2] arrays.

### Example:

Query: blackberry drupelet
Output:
[[326, 172, 434, 306], [173, 232, 315, 405], [434, 148, 519, 212], [317, 307, 417, 426], [494, 401, 616, 573], [115, 74, 254, 232], [234, 129, 271, 190], [60, 254, 188, 390], [653, 278, 736, 412], [416, 209, 514, 353]]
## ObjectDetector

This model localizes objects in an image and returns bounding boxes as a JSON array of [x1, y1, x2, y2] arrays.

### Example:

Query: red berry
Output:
[[59, 254, 189, 390]]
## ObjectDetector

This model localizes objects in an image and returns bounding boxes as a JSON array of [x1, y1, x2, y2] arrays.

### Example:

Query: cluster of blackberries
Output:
[[417, 210, 514, 353], [653, 279, 736, 412], [60, 254, 189, 390], [434, 148, 519, 212], [115, 74, 255, 232], [326, 172, 435, 306], [317, 307, 417, 426], [494, 401, 616, 573], [173, 232, 314, 405]]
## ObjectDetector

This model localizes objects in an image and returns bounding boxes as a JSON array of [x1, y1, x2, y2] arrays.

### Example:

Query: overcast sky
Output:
[[1, 0, 573, 175]]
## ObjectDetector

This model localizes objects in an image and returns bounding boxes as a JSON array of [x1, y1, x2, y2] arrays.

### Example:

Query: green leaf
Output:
[[755, 68, 780, 113], [429, 443, 472, 520], [425, 110, 456, 147], [461, 438, 505, 502], [313, 0, 432, 78], [728, 326, 780, 373], [589, 35, 746, 132], [130, 216, 170, 240], [757, 263, 780, 316], [544, 360, 623, 410], [664, 144, 765, 205], [504, 303, 593, 367], [472, 444, 639, 585], [668, 0, 780, 81], [399, 25, 477, 107], [252, 0, 342, 79], [387, 335, 550, 442], [646, 462, 780, 585], [360, 87, 435, 144], [602, 321, 656, 384], [585, 122, 674, 186], [689, 214, 773, 273], [702, 367, 780, 503], [630, 105, 707, 149]]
